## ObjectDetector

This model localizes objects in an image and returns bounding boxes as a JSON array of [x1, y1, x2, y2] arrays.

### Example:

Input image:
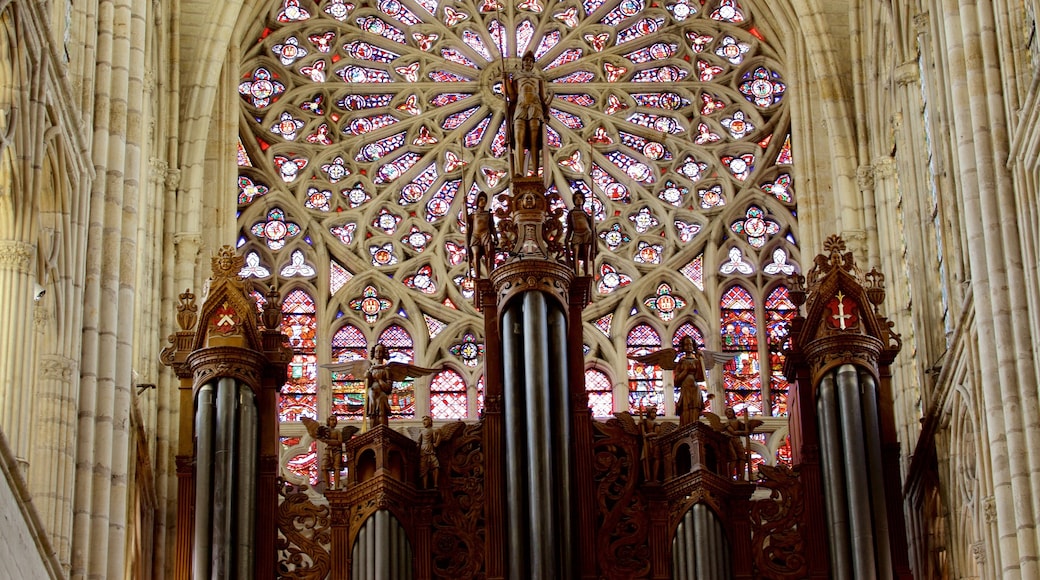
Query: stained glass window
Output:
[[585, 368, 614, 418], [627, 324, 662, 414], [280, 289, 317, 422], [330, 324, 367, 420], [430, 368, 468, 419], [238, 0, 798, 475]]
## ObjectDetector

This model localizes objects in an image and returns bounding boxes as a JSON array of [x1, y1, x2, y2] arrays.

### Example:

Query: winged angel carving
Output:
[[301, 416, 359, 490], [703, 408, 764, 480], [628, 336, 735, 425], [406, 417, 466, 488], [322, 343, 441, 428]]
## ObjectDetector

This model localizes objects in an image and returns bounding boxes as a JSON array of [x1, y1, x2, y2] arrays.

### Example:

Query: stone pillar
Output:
[[27, 353, 78, 574], [0, 239, 37, 470]]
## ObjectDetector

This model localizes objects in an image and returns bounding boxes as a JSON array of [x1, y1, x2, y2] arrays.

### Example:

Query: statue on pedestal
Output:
[[322, 342, 441, 428], [466, 191, 498, 278], [303, 415, 359, 490], [629, 336, 735, 425], [505, 51, 553, 177], [409, 416, 465, 489], [566, 191, 596, 275]]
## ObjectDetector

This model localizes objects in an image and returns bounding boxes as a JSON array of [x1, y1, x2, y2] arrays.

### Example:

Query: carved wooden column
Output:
[[160, 247, 291, 579], [476, 278, 506, 579]]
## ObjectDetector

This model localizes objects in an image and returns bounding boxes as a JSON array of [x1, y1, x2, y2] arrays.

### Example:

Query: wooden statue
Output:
[[505, 51, 553, 176], [705, 406, 764, 480], [628, 336, 735, 425], [566, 191, 596, 275], [466, 191, 498, 278], [302, 415, 359, 490], [322, 343, 441, 427], [408, 416, 466, 489]]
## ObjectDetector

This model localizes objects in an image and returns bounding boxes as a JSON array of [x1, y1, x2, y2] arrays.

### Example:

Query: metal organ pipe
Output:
[[817, 372, 852, 580], [859, 369, 893, 578], [501, 302, 527, 579], [836, 364, 876, 579], [236, 385, 258, 578], [212, 377, 237, 578], [549, 302, 573, 575], [193, 383, 215, 579], [522, 291, 554, 577]]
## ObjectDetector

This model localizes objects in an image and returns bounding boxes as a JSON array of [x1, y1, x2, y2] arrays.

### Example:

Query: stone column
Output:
[[28, 353, 78, 575], [0, 239, 37, 470]]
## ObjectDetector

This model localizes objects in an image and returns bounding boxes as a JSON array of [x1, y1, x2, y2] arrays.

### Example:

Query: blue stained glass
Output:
[[600, 0, 644, 26], [430, 93, 473, 107], [335, 65, 393, 83], [632, 66, 688, 83], [337, 94, 394, 111], [343, 41, 400, 63], [428, 70, 472, 82], [354, 16, 406, 44], [556, 93, 595, 107], [616, 17, 664, 45], [549, 108, 583, 130]]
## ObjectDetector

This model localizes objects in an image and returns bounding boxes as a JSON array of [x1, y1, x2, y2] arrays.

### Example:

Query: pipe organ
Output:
[[165, 221, 913, 576]]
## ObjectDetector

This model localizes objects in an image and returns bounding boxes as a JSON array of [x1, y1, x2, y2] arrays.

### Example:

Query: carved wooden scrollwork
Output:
[[748, 464, 807, 578], [276, 480, 332, 580], [592, 418, 651, 579], [431, 422, 485, 579]]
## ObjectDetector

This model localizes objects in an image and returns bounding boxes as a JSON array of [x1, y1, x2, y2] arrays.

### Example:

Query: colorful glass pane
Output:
[[585, 369, 614, 417], [430, 369, 468, 419]]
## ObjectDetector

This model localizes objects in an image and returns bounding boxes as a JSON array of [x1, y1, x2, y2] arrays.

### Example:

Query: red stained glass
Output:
[[430, 368, 468, 419], [585, 368, 613, 417]]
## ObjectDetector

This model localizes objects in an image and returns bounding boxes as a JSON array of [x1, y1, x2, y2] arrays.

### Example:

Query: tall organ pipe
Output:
[[549, 302, 572, 575], [236, 386, 258, 578], [523, 292, 554, 577], [212, 377, 237, 577], [836, 364, 875, 579], [501, 303, 527, 578], [193, 384, 215, 579], [817, 373, 852, 579], [859, 370, 893, 577]]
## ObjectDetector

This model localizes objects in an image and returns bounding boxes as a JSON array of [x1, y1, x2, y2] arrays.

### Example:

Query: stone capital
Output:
[[39, 354, 77, 382], [0, 240, 35, 273]]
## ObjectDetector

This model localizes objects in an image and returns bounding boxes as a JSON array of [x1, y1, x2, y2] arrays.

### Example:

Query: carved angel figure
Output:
[[302, 415, 360, 490], [322, 343, 441, 428], [640, 405, 662, 482], [407, 416, 465, 489], [704, 406, 764, 480], [628, 335, 735, 425], [611, 410, 677, 483]]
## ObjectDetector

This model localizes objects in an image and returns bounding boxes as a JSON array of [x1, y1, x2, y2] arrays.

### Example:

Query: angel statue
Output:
[[302, 415, 360, 490], [611, 410, 677, 483], [322, 343, 441, 428], [640, 405, 662, 482], [628, 335, 735, 426], [407, 416, 465, 489], [704, 406, 764, 481]]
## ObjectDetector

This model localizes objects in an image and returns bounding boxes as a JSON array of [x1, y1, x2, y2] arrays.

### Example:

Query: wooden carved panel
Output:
[[748, 465, 807, 578], [432, 422, 486, 579], [276, 480, 332, 579], [592, 418, 651, 579]]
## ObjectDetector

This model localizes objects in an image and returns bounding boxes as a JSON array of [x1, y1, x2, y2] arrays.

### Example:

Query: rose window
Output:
[[239, 0, 799, 459]]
